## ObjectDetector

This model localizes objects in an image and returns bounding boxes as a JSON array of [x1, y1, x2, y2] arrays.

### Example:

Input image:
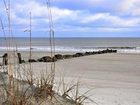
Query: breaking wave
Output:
[[0, 46, 140, 54]]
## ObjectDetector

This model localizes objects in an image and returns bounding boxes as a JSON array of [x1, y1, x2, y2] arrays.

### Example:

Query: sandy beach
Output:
[[1, 0, 140, 104], [11, 52, 140, 105], [54, 53, 140, 105], [0, 52, 140, 105]]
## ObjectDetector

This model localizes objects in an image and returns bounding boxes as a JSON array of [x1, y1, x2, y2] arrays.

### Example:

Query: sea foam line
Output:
[[0, 46, 140, 53]]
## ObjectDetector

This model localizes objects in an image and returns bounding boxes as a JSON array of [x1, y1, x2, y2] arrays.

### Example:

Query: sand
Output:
[[21, 53, 140, 105], [54, 53, 140, 105], [0, 52, 140, 105]]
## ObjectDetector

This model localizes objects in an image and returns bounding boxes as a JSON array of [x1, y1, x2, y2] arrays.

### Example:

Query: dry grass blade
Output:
[[58, 79, 97, 105]]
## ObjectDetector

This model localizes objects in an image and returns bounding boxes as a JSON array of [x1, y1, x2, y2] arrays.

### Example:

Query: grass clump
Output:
[[0, 63, 95, 105], [55, 78, 96, 105]]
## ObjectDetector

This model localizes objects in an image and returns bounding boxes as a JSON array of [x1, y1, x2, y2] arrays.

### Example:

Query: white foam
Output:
[[118, 49, 140, 54], [0, 46, 140, 54]]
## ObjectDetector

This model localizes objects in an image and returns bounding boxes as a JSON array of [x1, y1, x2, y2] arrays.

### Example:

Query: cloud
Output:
[[120, 0, 140, 16], [52, 7, 80, 21], [0, 0, 140, 37], [8, 0, 140, 32], [77, 12, 140, 27], [12, 1, 80, 22]]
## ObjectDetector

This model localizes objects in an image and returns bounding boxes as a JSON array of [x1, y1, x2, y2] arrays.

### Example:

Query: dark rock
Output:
[[55, 54, 63, 59], [107, 49, 111, 53], [2, 53, 8, 58], [106, 49, 114, 53], [91, 51, 96, 55], [112, 50, 117, 53], [38, 56, 52, 62], [52, 57, 57, 62], [101, 50, 107, 53], [93, 51, 98, 54], [63, 55, 73, 59], [38, 58, 43, 62], [84, 52, 93, 55], [97, 51, 103, 54], [43, 56, 52, 62], [28, 59, 37, 62], [38, 56, 57, 62], [17, 53, 22, 64], [101, 49, 117, 53], [2, 53, 8, 65], [73, 53, 84, 57]]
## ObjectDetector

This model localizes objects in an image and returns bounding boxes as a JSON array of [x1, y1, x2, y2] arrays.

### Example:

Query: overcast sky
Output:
[[0, 0, 140, 37]]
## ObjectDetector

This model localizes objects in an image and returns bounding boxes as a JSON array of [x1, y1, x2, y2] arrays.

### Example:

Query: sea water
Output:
[[0, 37, 140, 54]]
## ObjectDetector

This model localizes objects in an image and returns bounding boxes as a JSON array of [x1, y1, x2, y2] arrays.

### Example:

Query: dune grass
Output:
[[0, 61, 95, 105]]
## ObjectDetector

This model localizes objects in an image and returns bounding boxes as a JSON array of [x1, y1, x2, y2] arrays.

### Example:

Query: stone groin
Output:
[[0, 49, 117, 64], [29, 49, 117, 63]]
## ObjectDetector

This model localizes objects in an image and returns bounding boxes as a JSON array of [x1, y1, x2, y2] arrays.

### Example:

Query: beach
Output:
[[0, 37, 140, 105], [54, 53, 140, 105], [0, 0, 140, 104], [9, 52, 139, 105]]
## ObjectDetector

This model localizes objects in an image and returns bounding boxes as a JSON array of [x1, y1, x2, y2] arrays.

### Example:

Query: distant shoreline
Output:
[[0, 37, 140, 54]]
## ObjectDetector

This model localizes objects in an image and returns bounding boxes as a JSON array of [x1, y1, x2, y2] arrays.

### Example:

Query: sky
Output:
[[0, 0, 140, 37]]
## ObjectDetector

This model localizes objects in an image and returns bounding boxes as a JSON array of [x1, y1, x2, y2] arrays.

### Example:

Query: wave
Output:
[[0, 46, 140, 54], [117, 47, 140, 54]]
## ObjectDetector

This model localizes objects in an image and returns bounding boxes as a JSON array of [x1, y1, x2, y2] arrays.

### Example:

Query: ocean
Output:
[[0, 37, 140, 53]]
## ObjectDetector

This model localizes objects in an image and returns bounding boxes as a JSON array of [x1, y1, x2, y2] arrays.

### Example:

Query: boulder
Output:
[[97, 51, 103, 54], [52, 57, 57, 62], [106, 49, 111, 53], [38, 56, 52, 62], [17, 53, 22, 64], [38, 56, 57, 62], [101, 50, 107, 53], [2, 53, 8, 58], [2, 53, 8, 65], [73, 53, 84, 57], [106, 49, 115, 53], [55, 54, 63, 59], [112, 50, 117, 53], [93, 51, 98, 54], [84, 52, 92, 55], [63, 55, 73, 59], [91, 51, 96, 54], [28, 59, 37, 62]]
